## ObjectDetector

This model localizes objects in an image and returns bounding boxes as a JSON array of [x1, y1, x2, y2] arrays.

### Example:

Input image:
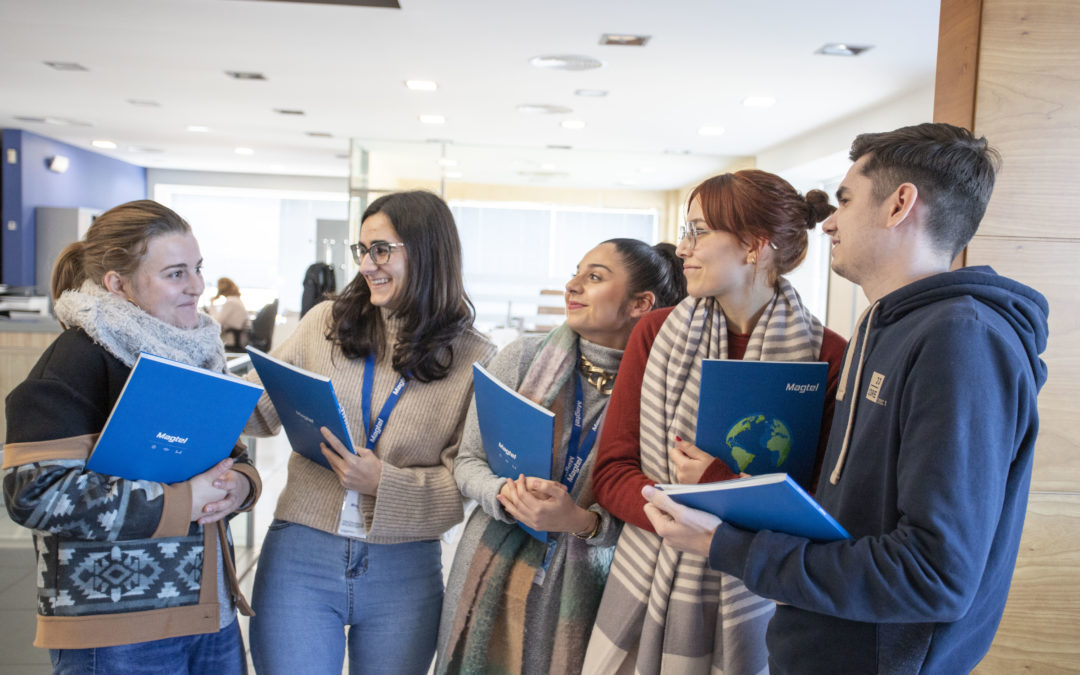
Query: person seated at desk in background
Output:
[[640, 123, 1049, 674], [242, 190, 497, 675], [3, 199, 259, 675], [437, 238, 685, 675], [208, 276, 250, 350], [584, 169, 846, 674]]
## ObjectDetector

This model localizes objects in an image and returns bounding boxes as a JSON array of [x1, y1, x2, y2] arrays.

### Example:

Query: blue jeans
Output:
[[49, 617, 245, 674], [249, 520, 442, 675]]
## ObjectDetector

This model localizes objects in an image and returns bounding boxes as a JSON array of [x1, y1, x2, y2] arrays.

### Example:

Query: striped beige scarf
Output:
[[584, 278, 823, 675]]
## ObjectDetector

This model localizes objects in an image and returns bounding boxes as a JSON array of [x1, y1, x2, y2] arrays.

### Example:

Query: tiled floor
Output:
[[0, 429, 459, 674]]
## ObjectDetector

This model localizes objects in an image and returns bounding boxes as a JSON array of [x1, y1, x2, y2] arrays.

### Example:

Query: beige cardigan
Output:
[[246, 301, 496, 544]]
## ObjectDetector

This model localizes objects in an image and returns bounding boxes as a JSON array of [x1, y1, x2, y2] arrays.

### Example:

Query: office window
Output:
[[154, 185, 346, 314], [450, 201, 657, 332]]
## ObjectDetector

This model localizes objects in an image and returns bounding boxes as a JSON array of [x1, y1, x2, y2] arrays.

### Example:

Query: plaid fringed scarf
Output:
[[583, 279, 823, 675], [442, 322, 607, 674]]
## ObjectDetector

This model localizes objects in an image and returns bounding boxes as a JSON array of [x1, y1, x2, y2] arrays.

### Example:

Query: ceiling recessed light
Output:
[[419, 114, 446, 125], [437, 158, 458, 167], [742, 96, 776, 108], [44, 61, 88, 72], [273, 108, 305, 116], [444, 170, 463, 179], [225, 70, 267, 80], [599, 33, 650, 47], [17, 115, 91, 127], [405, 80, 438, 91], [307, 131, 333, 138], [815, 43, 873, 57], [698, 125, 725, 137], [529, 54, 603, 71], [234, 147, 255, 155], [574, 89, 609, 98], [127, 99, 161, 107], [91, 139, 117, 149], [186, 125, 210, 133], [517, 104, 573, 115], [561, 119, 586, 130]]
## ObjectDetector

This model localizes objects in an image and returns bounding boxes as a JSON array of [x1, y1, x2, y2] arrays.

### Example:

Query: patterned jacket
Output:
[[2, 328, 260, 649]]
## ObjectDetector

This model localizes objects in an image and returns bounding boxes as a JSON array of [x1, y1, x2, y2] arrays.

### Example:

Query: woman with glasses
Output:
[[436, 238, 686, 675], [245, 191, 496, 675], [583, 171, 848, 674]]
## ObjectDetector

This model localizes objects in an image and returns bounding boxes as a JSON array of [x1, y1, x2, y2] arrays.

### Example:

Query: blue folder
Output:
[[246, 347, 356, 470], [696, 360, 828, 489], [658, 473, 849, 542], [472, 362, 555, 542], [87, 352, 263, 483]]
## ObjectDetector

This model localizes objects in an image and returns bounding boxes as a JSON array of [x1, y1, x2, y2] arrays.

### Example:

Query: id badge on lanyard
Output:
[[337, 353, 407, 539], [534, 372, 602, 585]]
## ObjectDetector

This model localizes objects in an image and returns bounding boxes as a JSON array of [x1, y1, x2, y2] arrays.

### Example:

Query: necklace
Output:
[[579, 353, 616, 395]]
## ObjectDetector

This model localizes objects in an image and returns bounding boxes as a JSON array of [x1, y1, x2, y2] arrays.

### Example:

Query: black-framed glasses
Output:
[[677, 222, 710, 249], [350, 241, 406, 266]]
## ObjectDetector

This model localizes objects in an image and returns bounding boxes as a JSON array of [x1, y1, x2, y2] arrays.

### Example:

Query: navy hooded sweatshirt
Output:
[[707, 266, 1049, 674]]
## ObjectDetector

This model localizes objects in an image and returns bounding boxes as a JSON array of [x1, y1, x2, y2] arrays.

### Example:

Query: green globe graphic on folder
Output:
[[725, 414, 793, 472], [696, 360, 828, 489]]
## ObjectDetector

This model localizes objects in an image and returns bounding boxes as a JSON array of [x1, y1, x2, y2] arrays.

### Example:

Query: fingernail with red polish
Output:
[[675, 435, 682, 442]]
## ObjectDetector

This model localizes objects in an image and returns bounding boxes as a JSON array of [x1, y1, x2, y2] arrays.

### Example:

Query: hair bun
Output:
[[804, 189, 836, 229]]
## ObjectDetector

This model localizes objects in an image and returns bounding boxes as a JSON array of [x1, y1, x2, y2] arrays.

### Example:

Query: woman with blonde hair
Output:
[[208, 276, 250, 350], [4, 200, 258, 673]]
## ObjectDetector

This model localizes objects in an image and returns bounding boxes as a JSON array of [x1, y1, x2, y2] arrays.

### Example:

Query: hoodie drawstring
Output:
[[829, 302, 879, 485]]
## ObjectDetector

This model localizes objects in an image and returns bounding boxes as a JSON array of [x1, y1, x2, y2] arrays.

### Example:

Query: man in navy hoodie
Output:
[[641, 122, 1049, 674]]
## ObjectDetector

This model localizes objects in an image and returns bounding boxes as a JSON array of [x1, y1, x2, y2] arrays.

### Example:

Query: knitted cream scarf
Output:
[[54, 280, 227, 372]]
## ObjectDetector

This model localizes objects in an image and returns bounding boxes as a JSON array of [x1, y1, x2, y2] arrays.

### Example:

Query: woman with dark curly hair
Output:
[[245, 191, 496, 675]]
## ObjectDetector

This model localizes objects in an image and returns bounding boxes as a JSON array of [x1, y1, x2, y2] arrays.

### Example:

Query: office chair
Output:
[[248, 299, 278, 353]]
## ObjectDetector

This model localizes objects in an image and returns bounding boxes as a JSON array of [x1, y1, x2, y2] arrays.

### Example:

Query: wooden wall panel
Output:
[[0, 331, 59, 442], [974, 0, 1080, 239], [975, 493, 1080, 673], [934, 0, 983, 129], [966, 236, 1080, 491]]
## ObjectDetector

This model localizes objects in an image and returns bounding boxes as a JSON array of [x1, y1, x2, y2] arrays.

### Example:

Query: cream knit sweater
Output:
[[246, 301, 496, 544]]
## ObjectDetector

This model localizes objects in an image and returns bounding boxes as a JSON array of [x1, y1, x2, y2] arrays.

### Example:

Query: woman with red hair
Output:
[[584, 170, 848, 674]]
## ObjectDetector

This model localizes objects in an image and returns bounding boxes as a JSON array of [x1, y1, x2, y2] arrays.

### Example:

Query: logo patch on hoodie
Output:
[[866, 371, 887, 406]]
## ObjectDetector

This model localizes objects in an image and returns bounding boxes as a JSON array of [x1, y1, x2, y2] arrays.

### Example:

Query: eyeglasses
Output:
[[350, 241, 406, 266], [678, 222, 711, 249]]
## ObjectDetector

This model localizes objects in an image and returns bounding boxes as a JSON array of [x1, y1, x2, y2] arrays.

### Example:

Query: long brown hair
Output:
[[51, 200, 191, 300], [328, 191, 475, 383], [689, 170, 834, 284]]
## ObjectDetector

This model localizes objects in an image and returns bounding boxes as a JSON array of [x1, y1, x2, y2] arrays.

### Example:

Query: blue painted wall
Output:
[[0, 129, 146, 286]]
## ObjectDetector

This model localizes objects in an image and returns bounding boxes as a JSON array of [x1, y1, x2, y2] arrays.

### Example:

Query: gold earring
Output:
[[747, 251, 757, 265]]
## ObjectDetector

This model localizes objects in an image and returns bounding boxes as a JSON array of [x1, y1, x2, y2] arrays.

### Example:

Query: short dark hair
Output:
[[329, 190, 475, 383], [849, 122, 1001, 257], [603, 238, 686, 308]]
